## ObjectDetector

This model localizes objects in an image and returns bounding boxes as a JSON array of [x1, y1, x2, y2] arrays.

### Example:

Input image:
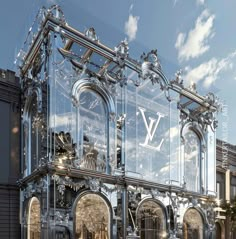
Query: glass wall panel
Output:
[[23, 91, 46, 176], [78, 90, 107, 172], [169, 92, 181, 186], [207, 125, 216, 195], [125, 69, 170, 184], [30, 97, 39, 172], [183, 130, 201, 192]]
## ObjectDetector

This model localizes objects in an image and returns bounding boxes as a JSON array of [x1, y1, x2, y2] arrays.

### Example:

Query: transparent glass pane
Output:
[[169, 98, 181, 186], [125, 68, 170, 184], [184, 130, 200, 192], [31, 98, 38, 172], [78, 90, 107, 172], [207, 125, 216, 195]]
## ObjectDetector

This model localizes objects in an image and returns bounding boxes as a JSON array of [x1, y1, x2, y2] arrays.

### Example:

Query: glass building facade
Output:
[[17, 6, 219, 239]]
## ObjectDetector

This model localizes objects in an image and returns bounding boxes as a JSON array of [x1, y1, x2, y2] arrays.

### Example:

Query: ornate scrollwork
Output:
[[114, 40, 129, 67], [47, 5, 66, 25], [140, 50, 170, 101], [55, 211, 70, 225]]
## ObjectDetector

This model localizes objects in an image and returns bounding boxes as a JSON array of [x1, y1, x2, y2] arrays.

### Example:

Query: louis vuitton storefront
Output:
[[17, 6, 219, 239]]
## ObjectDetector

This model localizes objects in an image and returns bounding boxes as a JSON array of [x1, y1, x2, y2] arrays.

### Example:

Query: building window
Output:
[[75, 193, 110, 239], [78, 90, 108, 172], [183, 130, 201, 192], [230, 185, 236, 201], [216, 182, 221, 199], [72, 79, 116, 174], [27, 197, 41, 239], [136, 199, 167, 238]]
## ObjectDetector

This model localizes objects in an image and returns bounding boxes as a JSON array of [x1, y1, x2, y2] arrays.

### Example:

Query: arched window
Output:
[[75, 193, 111, 239], [72, 79, 116, 174], [183, 129, 201, 192], [136, 199, 167, 238], [27, 197, 41, 239], [23, 91, 42, 176], [183, 208, 204, 239]]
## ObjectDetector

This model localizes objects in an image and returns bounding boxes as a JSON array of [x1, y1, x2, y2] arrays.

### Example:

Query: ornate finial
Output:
[[85, 27, 98, 41], [174, 69, 183, 85], [188, 82, 197, 93], [115, 40, 129, 60], [48, 5, 66, 24]]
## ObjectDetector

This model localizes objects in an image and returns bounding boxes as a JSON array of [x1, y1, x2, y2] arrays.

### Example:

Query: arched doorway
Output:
[[183, 208, 204, 239], [136, 199, 167, 238], [27, 197, 41, 239], [75, 193, 111, 239]]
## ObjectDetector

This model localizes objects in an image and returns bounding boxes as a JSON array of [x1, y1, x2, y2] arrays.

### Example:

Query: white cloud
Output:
[[175, 9, 215, 62], [129, 4, 134, 12], [124, 14, 140, 42], [197, 0, 205, 5], [184, 51, 236, 88]]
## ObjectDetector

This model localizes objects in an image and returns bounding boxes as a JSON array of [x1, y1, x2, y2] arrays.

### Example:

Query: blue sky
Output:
[[1, 0, 235, 145]]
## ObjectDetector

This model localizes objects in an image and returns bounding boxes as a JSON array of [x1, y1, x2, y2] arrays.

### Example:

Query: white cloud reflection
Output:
[[184, 50, 236, 88], [197, 0, 205, 5]]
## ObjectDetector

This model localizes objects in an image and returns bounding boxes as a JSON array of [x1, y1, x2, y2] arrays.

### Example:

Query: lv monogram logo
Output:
[[139, 107, 164, 151]]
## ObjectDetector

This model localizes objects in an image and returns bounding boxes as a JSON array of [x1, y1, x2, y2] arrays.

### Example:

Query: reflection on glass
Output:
[[207, 127, 216, 195], [28, 197, 41, 239], [75, 194, 110, 239], [136, 200, 167, 239], [125, 78, 170, 184], [184, 130, 200, 192], [78, 90, 107, 172], [183, 208, 203, 239], [23, 121, 29, 176], [31, 99, 38, 172]]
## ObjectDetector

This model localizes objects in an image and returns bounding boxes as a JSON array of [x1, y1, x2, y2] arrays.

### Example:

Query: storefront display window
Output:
[[75, 193, 110, 239], [27, 197, 41, 239], [136, 199, 167, 238], [183, 208, 203, 239]]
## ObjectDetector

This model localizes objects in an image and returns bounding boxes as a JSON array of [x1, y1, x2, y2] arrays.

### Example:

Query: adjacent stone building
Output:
[[215, 139, 236, 239], [0, 69, 21, 238]]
